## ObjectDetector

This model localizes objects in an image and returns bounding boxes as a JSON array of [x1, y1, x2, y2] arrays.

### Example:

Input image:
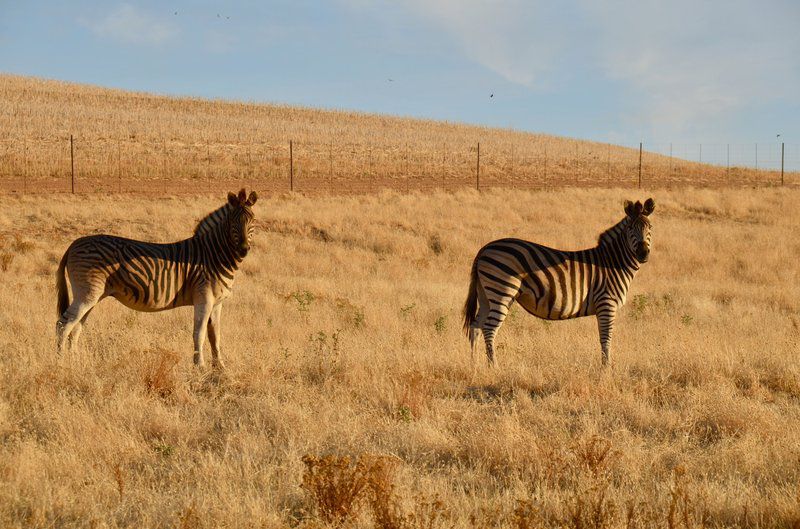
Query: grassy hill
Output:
[[0, 74, 788, 193]]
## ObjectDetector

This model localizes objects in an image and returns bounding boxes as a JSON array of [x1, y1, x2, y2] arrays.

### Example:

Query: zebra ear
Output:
[[228, 192, 239, 206], [237, 188, 247, 203], [624, 200, 635, 217], [643, 198, 655, 216], [247, 191, 258, 206]]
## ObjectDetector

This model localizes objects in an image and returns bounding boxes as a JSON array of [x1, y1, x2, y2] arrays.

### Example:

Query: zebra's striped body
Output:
[[56, 189, 258, 368], [463, 198, 655, 366]]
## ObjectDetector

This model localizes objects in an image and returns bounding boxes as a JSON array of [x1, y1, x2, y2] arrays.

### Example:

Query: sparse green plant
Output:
[[153, 442, 174, 457], [681, 314, 694, 326], [428, 234, 444, 256], [306, 330, 343, 383], [434, 315, 447, 334], [400, 303, 416, 317], [289, 289, 315, 312], [630, 294, 651, 319], [337, 297, 366, 329]]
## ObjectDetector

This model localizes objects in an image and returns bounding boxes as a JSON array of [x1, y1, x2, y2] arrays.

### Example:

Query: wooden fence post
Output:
[[755, 143, 758, 170], [118, 137, 122, 193], [781, 142, 785, 185], [543, 144, 547, 181], [289, 140, 294, 192], [669, 143, 673, 175], [726, 144, 730, 177], [70, 134, 75, 194], [638, 142, 642, 189], [476, 142, 480, 191]]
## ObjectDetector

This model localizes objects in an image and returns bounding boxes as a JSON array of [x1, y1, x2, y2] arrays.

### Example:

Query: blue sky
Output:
[[1, 0, 799, 148]]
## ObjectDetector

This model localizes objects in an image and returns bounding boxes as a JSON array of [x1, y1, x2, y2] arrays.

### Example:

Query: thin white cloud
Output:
[[582, 0, 800, 137], [344, 0, 563, 87], [403, 0, 555, 87], [344, 0, 800, 138], [85, 3, 177, 46]]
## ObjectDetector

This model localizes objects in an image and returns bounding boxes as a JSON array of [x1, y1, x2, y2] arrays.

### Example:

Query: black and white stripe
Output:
[[463, 198, 655, 366], [56, 189, 258, 368]]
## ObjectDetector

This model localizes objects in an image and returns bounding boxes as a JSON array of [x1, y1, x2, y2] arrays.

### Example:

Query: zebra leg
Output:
[[192, 300, 214, 368], [67, 307, 95, 352], [56, 298, 98, 355], [207, 304, 224, 370], [469, 287, 491, 363], [480, 295, 514, 368], [596, 306, 617, 366]]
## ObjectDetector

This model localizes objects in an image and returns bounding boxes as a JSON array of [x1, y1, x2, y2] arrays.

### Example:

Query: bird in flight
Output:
[[490, 94, 494, 98]]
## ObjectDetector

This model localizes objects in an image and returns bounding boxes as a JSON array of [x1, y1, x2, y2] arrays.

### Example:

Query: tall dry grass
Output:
[[0, 74, 790, 194], [0, 187, 798, 527]]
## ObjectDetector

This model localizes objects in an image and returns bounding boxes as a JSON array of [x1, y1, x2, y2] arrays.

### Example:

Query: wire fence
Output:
[[0, 136, 796, 195]]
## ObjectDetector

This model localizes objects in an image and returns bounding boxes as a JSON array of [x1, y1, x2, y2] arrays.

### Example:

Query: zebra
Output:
[[462, 198, 655, 367], [55, 189, 258, 369]]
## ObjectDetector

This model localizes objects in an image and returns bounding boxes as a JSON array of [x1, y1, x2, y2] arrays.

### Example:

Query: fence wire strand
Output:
[[0, 137, 795, 195]]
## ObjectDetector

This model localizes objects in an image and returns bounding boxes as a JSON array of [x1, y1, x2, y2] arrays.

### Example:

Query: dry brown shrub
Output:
[[562, 436, 622, 529], [0, 252, 13, 272], [512, 500, 542, 529], [395, 372, 433, 422], [301, 454, 454, 529], [141, 347, 182, 399], [571, 436, 618, 479], [11, 235, 34, 254], [301, 454, 373, 524], [667, 467, 708, 529], [0, 236, 13, 272], [176, 504, 204, 529], [105, 460, 125, 501], [365, 456, 404, 529]]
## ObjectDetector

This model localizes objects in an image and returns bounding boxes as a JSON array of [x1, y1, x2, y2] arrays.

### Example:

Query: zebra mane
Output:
[[597, 217, 629, 247], [193, 203, 233, 237]]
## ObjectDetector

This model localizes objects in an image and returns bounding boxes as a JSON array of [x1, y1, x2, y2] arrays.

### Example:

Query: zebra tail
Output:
[[56, 249, 70, 317], [462, 258, 479, 335]]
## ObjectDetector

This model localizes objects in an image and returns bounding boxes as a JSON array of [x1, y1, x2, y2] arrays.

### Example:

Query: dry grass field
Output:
[[1, 187, 798, 528], [1, 74, 792, 193]]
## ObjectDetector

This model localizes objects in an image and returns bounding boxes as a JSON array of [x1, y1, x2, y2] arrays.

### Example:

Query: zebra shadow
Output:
[[463, 383, 558, 404]]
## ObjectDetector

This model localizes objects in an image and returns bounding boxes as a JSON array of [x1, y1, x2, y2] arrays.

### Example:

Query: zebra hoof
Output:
[[193, 352, 205, 368]]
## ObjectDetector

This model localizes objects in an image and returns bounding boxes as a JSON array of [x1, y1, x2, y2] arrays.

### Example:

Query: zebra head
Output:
[[624, 198, 655, 263], [227, 189, 258, 257]]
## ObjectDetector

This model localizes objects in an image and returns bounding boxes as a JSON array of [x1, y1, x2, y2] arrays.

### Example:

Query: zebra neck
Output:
[[597, 222, 640, 276], [202, 222, 241, 275]]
